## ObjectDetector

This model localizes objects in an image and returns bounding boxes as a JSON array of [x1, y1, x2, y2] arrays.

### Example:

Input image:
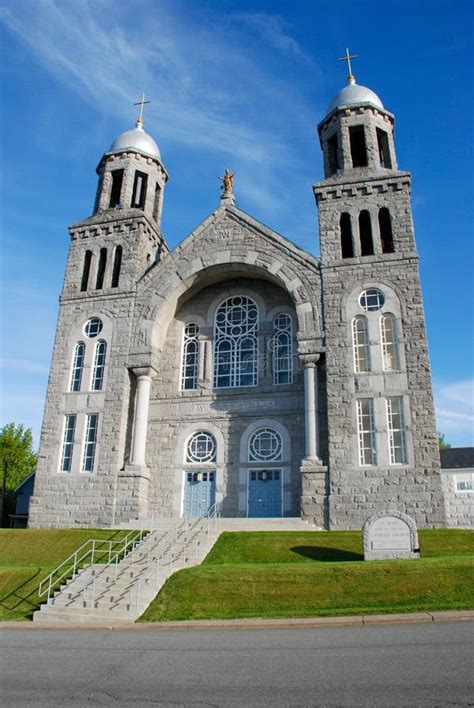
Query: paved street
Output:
[[1, 621, 472, 706]]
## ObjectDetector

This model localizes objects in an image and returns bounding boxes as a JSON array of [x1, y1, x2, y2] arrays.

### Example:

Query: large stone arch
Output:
[[130, 205, 323, 367]]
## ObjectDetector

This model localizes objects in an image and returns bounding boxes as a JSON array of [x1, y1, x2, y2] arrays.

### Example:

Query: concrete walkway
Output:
[[2, 609, 472, 631]]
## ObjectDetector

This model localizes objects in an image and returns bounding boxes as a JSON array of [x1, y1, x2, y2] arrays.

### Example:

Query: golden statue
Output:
[[219, 168, 234, 195]]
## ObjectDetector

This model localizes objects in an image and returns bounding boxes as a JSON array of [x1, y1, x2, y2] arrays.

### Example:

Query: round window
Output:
[[359, 289, 385, 311], [84, 318, 103, 338], [186, 431, 217, 463], [248, 428, 282, 462]]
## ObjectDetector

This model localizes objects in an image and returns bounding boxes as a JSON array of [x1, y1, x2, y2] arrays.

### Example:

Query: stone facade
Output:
[[29, 78, 448, 529]]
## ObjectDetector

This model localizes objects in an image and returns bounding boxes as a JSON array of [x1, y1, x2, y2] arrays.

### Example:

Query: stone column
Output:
[[130, 368, 154, 466], [303, 356, 321, 462]]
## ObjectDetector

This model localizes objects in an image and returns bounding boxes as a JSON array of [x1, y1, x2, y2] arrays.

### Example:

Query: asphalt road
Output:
[[1, 621, 473, 707]]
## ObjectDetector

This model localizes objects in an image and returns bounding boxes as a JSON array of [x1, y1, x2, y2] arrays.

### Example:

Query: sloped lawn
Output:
[[139, 529, 474, 621]]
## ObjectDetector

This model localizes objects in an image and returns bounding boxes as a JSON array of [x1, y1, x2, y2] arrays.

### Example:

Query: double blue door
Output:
[[183, 470, 216, 517], [248, 469, 282, 517]]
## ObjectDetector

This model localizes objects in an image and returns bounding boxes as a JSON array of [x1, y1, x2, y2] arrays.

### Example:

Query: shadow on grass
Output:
[[290, 546, 363, 562], [0, 567, 42, 616]]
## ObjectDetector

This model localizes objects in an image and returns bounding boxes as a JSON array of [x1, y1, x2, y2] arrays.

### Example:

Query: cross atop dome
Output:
[[338, 47, 359, 84], [133, 92, 151, 128]]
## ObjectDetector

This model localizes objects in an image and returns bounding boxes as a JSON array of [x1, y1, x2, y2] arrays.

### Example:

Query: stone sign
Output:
[[363, 511, 420, 560]]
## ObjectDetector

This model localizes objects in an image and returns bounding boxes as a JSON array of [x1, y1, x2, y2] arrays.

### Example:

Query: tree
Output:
[[438, 432, 451, 450], [0, 422, 37, 492]]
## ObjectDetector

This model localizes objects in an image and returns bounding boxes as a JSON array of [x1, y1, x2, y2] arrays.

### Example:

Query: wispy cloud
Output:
[[434, 378, 474, 446]]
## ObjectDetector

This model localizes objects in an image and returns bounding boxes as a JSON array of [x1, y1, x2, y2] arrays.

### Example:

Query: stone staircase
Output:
[[34, 515, 219, 625]]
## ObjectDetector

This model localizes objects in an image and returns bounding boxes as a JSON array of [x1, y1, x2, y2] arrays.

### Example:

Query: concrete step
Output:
[[217, 518, 321, 531]]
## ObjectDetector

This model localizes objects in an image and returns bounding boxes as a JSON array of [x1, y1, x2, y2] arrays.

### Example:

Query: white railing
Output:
[[38, 527, 148, 605]]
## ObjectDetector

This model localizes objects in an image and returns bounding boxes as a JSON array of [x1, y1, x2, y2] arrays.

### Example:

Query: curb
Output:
[[1, 610, 473, 631]]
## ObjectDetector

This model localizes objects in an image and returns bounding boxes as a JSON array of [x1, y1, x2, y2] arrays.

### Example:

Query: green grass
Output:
[[0, 529, 130, 621], [139, 529, 474, 622]]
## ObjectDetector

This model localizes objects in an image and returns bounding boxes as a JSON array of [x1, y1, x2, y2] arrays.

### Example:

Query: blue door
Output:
[[183, 470, 216, 517], [248, 469, 282, 517]]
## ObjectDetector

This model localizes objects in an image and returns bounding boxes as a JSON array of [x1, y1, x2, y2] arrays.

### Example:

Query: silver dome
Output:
[[109, 123, 161, 159], [327, 79, 384, 114]]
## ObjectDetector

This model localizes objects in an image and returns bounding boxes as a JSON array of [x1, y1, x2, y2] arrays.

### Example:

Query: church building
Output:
[[29, 65, 447, 530]]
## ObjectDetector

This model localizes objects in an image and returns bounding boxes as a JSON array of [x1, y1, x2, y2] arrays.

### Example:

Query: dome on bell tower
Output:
[[109, 120, 161, 159], [327, 77, 384, 115]]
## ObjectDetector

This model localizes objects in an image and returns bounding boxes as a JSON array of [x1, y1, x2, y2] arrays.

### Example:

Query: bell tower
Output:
[[315, 54, 446, 529]]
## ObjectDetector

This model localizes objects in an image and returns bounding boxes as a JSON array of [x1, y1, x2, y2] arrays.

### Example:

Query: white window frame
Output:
[[272, 313, 293, 385], [386, 396, 408, 465], [213, 296, 258, 389], [380, 313, 400, 371], [248, 427, 283, 462], [82, 413, 99, 473], [357, 399, 377, 466], [70, 342, 85, 392], [91, 340, 107, 391], [181, 323, 199, 390], [453, 473, 474, 493], [59, 414, 76, 472], [185, 431, 217, 464], [352, 316, 371, 373]]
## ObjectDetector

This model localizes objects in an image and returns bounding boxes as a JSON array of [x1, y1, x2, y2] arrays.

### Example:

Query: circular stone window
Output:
[[359, 289, 385, 311], [84, 317, 103, 338], [186, 431, 217, 463], [248, 428, 282, 462]]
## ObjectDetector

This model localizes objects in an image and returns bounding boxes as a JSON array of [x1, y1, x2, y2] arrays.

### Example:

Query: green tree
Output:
[[438, 432, 451, 450], [0, 422, 37, 492]]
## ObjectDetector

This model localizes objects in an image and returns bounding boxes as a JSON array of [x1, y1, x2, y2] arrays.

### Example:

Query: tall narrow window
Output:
[[60, 415, 76, 472], [91, 340, 107, 391], [131, 171, 148, 209], [273, 313, 293, 384], [340, 213, 354, 258], [70, 342, 85, 392], [380, 314, 400, 371], [81, 251, 92, 292], [359, 211, 374, 256], [95, 248, 107, 290], [111, 245, 122, 288], [386, 397, 408, 464], [327, 133, 339, 175], [352, 317, 370, 373], [214, 296, 258, 388], [109, 169, 124, 208], [181, 323, 199, 390], [153, 183, 162, 221], [379, 208, 394, 253], [357, 399, 377, 466], [82, 414, 99, 472], [349, 126, 368, 167], [376, 128, 392, 169]]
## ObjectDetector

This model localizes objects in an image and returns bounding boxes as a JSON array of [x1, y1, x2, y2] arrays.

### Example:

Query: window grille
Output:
[[70, 342, 85, 392], [181, 323, 199, 390], [352, 316, 370, 373], [82, 414, 98, 472], [273, 313, 293, 385], [248, 428, 282, 462], [359, 289, 385, 311], [60, 415, 76, 472], [91, 340, 107, 391], [186, 431, 217, 463], [357, 399, 377, 465], [84, 318, 103, 338], [214, 296, 258, 388], [380, 314, 400, 371], [386, 397, 408, 465]]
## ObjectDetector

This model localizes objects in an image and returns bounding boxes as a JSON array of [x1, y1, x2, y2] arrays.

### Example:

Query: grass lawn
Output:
[[0, 528, 130, 621], [139, 529, 474, 622]]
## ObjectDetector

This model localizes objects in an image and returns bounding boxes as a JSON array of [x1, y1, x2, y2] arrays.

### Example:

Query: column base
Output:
[[300, 460, 329, 529], [115, 464, 151, 524]]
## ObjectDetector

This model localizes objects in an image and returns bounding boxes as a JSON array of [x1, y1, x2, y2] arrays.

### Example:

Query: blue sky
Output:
[[1, 0, 473, 448]]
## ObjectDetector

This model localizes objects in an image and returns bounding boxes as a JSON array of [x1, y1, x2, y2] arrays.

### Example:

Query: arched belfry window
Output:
[[352, 316, 370, 373], [91, 340, 107, 391], [359, 211, 374, 256], [111, 245, 122, 287], [379, 208, 394, 253], [273, 313, 293, 384], [96, 248, 107, 289], [380, 314, 400, 371], [181, 323, 199, 390], [340, 213, 354, 258], [214, 296, 258, 388], [81, 251, 92, 292], [70, 342, 85, 392]]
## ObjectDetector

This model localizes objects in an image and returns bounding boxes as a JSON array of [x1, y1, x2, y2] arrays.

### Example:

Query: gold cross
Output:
[[134, 92, 151, 126], [338, 48, 358, 81]]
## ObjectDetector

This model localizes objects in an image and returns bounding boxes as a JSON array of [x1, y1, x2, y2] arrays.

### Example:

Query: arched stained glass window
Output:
[[273, 313, 293, 385], [91, 340, 107, 391], [181, 323, 199, 390], [186, 431, 217, 463], [70, 342, 85, 392], [214, 296, 258, 388], [352, 316, 370, 373], [248, 428, 282, 462], [380, 314, 400, 371]]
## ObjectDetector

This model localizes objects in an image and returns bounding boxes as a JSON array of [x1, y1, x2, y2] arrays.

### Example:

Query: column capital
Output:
[[300, 353, 321, 367], [132, 366, 157, 379]]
